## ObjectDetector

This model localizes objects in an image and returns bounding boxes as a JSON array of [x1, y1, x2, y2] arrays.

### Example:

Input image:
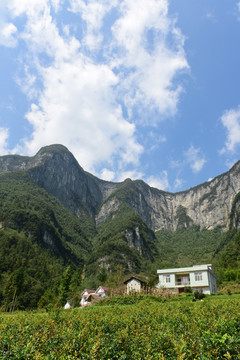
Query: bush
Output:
[[194, 290, 206, 300], [184, 286, 192, 293]]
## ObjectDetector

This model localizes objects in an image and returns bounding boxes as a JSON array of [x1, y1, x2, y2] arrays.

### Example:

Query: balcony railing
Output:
[[175, 281, 190, 286]]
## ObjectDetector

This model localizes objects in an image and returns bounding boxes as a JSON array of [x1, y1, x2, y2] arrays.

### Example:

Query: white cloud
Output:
[[111, 0, 189, 121], [2, 0, 189, 181], [0, 22, 17, 47], [220, 106, 240, 153], [50, 0, 62, 12], [4, 0, 142, 176], [146, 170, 169, 190], [145, 131, 167, 153], [237, 2, 240, 21], [22, 57, 143, 174], [117, 169, 144, 182], [3, 0, 144, 180], [184, 145, 206, 173], [15, 66, 38, 99], [174, 177, 183, 190], [100, 168, 115, 181], [0, 1, 18, 47], [7, 0, 80, 61], [0, 128, 9, 155], [69, 0, 117, 50]]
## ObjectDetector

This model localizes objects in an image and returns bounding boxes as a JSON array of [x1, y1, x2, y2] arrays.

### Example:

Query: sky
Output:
[[0, 0, 240, 192]]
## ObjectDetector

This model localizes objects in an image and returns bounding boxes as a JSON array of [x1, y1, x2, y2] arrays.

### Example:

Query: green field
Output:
[[1, 294, 240, 359]]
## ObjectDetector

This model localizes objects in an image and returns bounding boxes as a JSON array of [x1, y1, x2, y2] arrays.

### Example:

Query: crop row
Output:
[[0, 296, 240, 359]]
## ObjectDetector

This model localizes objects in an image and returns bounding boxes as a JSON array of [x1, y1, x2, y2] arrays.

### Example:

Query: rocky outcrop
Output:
[[230, 192, 240, 231], [124, 226, 156, 260], [0, 144, 239, 232]]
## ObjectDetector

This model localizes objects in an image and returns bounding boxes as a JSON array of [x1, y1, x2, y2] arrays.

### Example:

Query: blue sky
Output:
[[0, 0, 240, 192]]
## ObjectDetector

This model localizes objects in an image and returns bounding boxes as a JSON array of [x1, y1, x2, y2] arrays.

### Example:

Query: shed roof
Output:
[[123, 276, 147, 285]]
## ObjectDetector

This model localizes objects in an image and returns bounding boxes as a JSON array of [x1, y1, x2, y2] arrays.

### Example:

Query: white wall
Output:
[[158, 273, 175, 288], [126, 279, 142, 294], [158, 269, 217, 294]]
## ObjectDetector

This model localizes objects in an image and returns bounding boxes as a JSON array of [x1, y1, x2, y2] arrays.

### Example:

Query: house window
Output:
[[164, 274, 171, 283], [195, 272, 202, 281]]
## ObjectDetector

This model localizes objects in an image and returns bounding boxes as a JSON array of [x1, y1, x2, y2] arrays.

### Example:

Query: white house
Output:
[[80, 289, 95, 306], [63, 300, 72, 309], [95, 286, 109, 297], [80, 287, 109, 307], [157, 264, 217, 294], [124, 277, 147, 294]]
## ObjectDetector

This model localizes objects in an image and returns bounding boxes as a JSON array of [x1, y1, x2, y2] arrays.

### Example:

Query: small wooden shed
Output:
[[124, 276, 147, 294]]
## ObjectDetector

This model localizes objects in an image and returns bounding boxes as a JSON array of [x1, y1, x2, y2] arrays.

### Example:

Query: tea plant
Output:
[[0, 295, 240, 359]]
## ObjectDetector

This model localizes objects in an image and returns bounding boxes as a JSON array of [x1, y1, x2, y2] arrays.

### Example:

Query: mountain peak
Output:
[[36, 144, 70, 155], [0, 144, 240, 232]]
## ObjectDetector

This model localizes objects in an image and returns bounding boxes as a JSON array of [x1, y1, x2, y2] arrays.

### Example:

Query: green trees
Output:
[[0, 171, 91, 310], [58, 266, 72, 305], [97, 267, 108, 284]]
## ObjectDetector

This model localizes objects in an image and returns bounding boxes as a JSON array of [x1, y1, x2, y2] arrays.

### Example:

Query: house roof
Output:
[[123, 276, 147, 285], [81, 289, 95, 296], [157, 264, 216, 276], [96, 286, 109, 292]]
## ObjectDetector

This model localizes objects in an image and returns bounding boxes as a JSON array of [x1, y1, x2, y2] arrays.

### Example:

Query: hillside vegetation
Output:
[[0, 146, 240, 309], [154, 226, 227, 268], [0, 171, 94, 309]]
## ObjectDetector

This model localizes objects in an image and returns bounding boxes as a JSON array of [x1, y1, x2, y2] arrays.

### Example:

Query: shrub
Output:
[[184, 286, 192, 293], [194, 290, 206, 300]]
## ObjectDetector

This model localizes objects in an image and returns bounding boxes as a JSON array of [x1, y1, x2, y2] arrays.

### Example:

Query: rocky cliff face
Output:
[[130, 162, 240, 231], [0, 144, 239, 232], [0, 145, 118, 218]]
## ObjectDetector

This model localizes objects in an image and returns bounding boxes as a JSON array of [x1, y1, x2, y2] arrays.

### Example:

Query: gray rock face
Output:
[[29, 146, 103, 218], [94, 162, 240, 231], [147, 161, 240, 231], [0, 144, 239, 231], [124, 226, 154, 259], [0, 145, 117, 219], [96, 197, 121, 224]]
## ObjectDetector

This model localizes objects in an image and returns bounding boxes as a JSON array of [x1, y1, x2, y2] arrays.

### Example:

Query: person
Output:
[[192, 297, 196, 302]]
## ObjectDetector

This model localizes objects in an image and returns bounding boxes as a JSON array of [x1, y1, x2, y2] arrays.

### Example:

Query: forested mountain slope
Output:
[[1, 144, 240, 232], [0, 170, 95, 308], [0, 144, 240, 308]]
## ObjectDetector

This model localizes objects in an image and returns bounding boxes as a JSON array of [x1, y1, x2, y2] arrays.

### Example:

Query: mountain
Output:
[[0, 144, 240, 307], [0, 169, 95, 309], [1, 144, 239, 232]]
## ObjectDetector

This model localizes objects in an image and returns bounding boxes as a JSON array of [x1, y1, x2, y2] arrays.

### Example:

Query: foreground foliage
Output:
[[0, 295, 240, 359]]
